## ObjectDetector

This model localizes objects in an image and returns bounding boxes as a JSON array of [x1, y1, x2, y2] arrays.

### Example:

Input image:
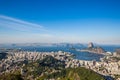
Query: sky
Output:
[[0, 0, 120, 44]]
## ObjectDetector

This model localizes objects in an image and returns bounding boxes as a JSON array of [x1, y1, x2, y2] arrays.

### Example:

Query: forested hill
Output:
[[39, 67, 105, 80]]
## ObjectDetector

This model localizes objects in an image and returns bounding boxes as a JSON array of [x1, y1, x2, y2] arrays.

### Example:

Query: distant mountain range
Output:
[[0, 43, 84, 48]]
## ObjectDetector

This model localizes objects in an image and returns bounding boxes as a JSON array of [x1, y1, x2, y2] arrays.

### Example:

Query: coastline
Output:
[[0, 50, 119, 80]]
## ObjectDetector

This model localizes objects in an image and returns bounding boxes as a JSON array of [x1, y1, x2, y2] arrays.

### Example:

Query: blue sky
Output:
[[0, 0, 120, 44]]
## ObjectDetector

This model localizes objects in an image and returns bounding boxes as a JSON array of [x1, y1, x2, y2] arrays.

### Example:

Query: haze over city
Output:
[[0, 0, 120, 44]]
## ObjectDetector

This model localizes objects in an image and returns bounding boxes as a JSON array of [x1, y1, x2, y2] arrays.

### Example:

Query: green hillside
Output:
[[38, 67, 105, 80]]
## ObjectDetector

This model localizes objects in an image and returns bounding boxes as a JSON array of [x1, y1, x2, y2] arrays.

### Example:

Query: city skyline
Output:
[[0, 0, 120, 44]]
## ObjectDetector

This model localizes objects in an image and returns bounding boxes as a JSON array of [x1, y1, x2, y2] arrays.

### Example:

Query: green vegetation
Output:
[[114, 74, 120, 79], [38, 55, 65, 68], [0, 73, 23, 80], [99, 66, 106, 71], [38, 67, 105, 80], [22, 56, 65, 78], [112, 57, 120, 61], [0, 56, 105, 80], [103, 56, 120, 62]]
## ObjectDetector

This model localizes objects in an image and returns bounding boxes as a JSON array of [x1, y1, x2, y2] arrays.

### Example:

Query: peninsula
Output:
[[80, 42, 106, 54]]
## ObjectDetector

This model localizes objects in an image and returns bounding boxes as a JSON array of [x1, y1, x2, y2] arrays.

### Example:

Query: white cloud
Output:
[[0, 15, 120, 44], [0, 15, 56, 43], [0, 14, 47, 32]]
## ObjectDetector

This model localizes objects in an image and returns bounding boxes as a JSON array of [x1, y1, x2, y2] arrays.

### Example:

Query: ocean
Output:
[[19, 45, 120, 61]]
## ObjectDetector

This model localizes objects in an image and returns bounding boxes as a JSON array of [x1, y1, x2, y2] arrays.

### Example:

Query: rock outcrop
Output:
[[88, 42, 94, 48]]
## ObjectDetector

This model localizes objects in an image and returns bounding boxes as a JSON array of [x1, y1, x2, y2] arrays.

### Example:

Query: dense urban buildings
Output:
[[0, 45, 120, 80]]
